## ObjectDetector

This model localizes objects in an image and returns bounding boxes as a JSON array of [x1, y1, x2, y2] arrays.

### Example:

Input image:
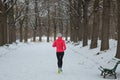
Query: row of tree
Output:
[[0, 0, 120, 59], [68, 0, 120, 59]]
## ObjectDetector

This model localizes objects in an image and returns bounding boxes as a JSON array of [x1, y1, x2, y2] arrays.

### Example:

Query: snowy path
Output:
[[0, 42, 119, 80]]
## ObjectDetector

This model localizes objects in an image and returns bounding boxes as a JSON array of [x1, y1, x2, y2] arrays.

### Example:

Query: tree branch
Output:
[[5, 0, 18, 14]]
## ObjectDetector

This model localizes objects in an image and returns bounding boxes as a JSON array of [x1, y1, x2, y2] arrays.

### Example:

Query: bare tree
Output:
[[38, 16, 42, 41], [0, 0, 6, 46], [115, 0, 120, 59], [83, 0, 90, 46], [100, 0, 110, 51], [68, 0, 81, 42], [33, 0, 39, 42], [68, 0, 73, 41], [47, 0, 50, 42], [24, 0, 29, 42], [53, 4, 57, 41], [0, 0, 16, 45], [16, 5, 25, 42], [78, 0, 83, 41], [90, 0, 100, 49], [8, 0, 16, 44], [19, 18, 24, 42], [65, 20, 69, 41]]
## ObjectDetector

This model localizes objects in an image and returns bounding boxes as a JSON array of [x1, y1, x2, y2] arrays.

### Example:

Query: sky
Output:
[[0, 38, 120, 80]]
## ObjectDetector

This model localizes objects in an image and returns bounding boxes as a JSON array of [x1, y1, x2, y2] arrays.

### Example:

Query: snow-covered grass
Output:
[[0, 39, 120, 80]]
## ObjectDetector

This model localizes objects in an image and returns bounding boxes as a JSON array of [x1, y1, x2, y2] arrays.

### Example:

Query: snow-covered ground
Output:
[[0, 39, 120, 80]]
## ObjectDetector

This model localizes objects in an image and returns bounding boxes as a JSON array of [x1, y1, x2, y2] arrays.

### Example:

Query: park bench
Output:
[[98, 61, 120, 79]]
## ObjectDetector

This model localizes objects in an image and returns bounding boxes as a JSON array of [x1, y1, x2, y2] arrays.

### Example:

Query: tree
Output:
[[65, 20, 69, 41], [68, 0, 82, 42], [100, 0, 110, 51], [83, 0, 90, 46], [17, 6, 25, 42], [77, 0, 83, 41], [0, 0, 5, 46], [115, 0, 120, 59], [8, 0, 16, 44], [24, 0, 29, 42], [47, 0, 50, 42], [69, 0, 73, 41], [53, 4, 57, 41], [33, 0, 39, 42], [58, 1, 63, 34], [19, 18, 24, 42], [0, 0, 11, 45], [90, 0, 100, 49], [14, 1, 25, 42], [38, 16, 42, 42], [73, 0, 80, 42]]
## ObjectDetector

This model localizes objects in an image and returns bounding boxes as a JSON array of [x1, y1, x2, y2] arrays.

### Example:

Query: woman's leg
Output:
[[56, 52, 64, 68]]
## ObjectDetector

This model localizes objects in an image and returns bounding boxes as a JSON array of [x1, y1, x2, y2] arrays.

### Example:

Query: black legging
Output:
[[56, 52, 64, 68]]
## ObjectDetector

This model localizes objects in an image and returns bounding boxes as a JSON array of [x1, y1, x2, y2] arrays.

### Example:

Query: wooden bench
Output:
[[98, 61, 120, 79]]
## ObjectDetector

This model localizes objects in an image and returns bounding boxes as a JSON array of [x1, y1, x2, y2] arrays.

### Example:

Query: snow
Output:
[[0, 39, 120, 80]]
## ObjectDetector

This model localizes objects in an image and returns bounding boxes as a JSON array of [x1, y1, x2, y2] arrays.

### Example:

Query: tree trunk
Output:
[[20, 25, 23, 42], [65, 20, 69, 41], [53, 5, 57, 41], [24, 0, 29, 42], [69, 0, 80, 42], [83, 0, 89, 46], [73, 0, 79, 42], [47, 0, 50, 42], [0, 0, 7, 46], [90, 0, 100, 49], [52, 12, 57, 41], [58, 2, 63, 34], [38, 17, 42, 42], [69, 0, 73, 41], [7, 0, 16, 44], [100, 0, 110, 51], [78, 0, 83, 41], [0, 14, 4, 45], [33, 0, 38, 42], [115, 0, 120, 59], [19, 18, 24, 42], [59, 19, 63, 34]]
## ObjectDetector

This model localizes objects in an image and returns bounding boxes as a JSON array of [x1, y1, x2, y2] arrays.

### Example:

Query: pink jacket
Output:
[[52, 37, 66, 52]]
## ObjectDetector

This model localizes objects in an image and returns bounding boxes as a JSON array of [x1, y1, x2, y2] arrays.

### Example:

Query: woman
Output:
[[52, 33, 66, 73]]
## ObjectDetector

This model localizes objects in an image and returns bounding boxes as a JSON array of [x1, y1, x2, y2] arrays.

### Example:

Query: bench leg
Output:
[[103, 73, 107, 78], [101, 71, 104, 76], [114, 73, 117, 79]]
